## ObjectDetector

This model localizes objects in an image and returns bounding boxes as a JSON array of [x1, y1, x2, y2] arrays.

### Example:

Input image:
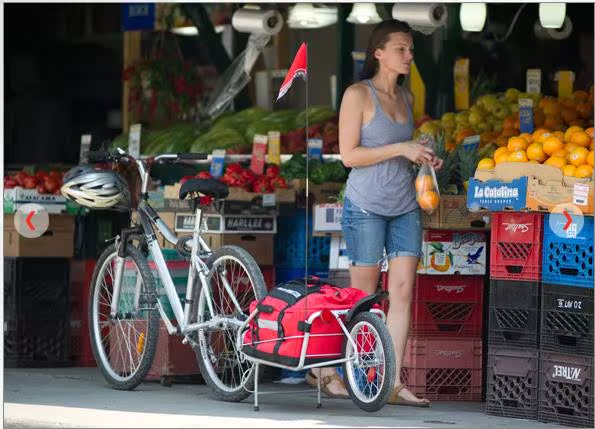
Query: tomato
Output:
[[44, 178, 60, 194], [265, 165, 281, 178], [196, 171, 212, 179], [23, 177, 38, 189]]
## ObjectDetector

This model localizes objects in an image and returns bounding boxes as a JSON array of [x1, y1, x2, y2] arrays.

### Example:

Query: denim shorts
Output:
[[341, 197, 423, 266]]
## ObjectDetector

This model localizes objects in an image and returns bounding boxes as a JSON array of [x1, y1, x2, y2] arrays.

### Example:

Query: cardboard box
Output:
[[164, 212, 277, 235], [468, 163, 594, 214], [4, 188, 67, 214], [421, 229, 487, 275], [313, 203, 343, 234], [421, 207, 441, 228], [4, 214, 75, 257], [440, 195, 491, 228], [202, 233, 274, 265]]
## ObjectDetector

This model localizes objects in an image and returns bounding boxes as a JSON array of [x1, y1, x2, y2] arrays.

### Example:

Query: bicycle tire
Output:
[[343, 312, 396, 412], [193, 245, 267, 402], [88, 243, 159, 390]]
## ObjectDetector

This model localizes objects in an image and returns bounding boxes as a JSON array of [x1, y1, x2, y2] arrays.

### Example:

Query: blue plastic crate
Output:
[[274, 267, 329, 285], [275, 210, 331, 271], [542, 215, 594, 289]]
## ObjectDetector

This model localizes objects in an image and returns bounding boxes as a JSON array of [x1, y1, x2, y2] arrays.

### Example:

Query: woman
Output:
[[308, 19, 443, 406]]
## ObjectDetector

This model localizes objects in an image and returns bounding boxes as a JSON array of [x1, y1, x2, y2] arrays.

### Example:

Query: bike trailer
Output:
[[241, 277, 374, 366]]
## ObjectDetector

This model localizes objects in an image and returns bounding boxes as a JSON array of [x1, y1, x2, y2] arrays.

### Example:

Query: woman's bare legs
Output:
[[387, 256, 429, 405]]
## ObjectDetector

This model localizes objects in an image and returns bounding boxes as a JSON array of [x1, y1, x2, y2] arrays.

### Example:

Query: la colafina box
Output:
[[421, 229, 487, 275]]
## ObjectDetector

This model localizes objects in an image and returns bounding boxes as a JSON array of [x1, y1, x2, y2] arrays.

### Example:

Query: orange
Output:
[[477, 158, 495, 170], [562, 107, 579, 124], [574, 90, 589, 101], [493, 146, 509, 159], [565, 142, 580, 153], [537, 132, 554, 144], [576, 102, 593, 120], [575, 165, 594, 179], [501, 128, 518, 138], [568, 147, 590, 167], [586, 127, 594, 138], [544, 156, 567, 169], [494, 150, 510, 165], [503, 116, 516, 130], [508, 151, 528, 162], [569, 120, 586, 129], [562, 165, 577, 177], [415, 175, 435, 194], [543, 101, 561, 116], [519, 132, 533, 143], [418, 191, 440, 212], [553, 131, 565, 141], [508, 136, 529, 152], [532, 128, 550, 142], [570, 131, 591, 147], [564, 125, 583, 142], [588, 151, 594, 167], [534, 110, 545, 127], [542, 136, 564, 156], [551, 149, 568, 159], [590, 139, 594, 151], [495, 135, 509, 147], [529, 160, 541, 164], [526, 143, 547, 162], [544, 114, 562, 130]]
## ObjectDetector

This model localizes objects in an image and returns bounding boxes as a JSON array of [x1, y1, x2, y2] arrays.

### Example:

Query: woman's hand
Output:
[[398, 142, 435, 164], [431, 157, 444, 171]]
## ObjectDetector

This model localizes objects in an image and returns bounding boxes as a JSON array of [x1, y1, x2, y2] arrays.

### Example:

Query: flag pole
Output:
[[305, 43, 309, 283]]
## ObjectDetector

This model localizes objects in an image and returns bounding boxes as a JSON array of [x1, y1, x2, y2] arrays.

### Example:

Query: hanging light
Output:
[[287, 3, 337, 29], [539, 3, 566, 29], [346, 3, 382, 25], [459, 3, 487, 32]]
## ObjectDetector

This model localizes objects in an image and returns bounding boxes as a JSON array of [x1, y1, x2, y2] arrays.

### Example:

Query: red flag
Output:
[[276, 43, 307, 101]]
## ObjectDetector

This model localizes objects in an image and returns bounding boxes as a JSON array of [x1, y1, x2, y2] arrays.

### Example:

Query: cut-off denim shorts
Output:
[[341, 197, 423, 267]]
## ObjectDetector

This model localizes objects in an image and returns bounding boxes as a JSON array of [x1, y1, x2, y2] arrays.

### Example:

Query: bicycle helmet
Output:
[[61, 166, 131, 210]]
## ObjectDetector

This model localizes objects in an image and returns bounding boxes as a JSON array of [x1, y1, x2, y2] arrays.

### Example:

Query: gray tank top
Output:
[[344, 80, 418, 217]]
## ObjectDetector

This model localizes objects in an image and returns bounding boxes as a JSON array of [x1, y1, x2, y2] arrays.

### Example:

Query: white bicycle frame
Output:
[[108, 149, 245, 339]]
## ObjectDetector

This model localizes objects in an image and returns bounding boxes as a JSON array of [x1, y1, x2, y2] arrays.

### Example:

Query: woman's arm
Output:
[[339, 85, 434, 168]]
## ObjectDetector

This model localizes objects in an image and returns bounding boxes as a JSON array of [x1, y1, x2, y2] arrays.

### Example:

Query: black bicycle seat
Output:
[[179, 178, 229, 200]]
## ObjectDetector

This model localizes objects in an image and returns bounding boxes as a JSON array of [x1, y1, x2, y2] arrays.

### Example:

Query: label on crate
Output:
[[519, 98, 534, 134], [552, 364, 583, 383], [250, 134, 268, 175], [556, 298, 583, 310], [573, 183, 590, 206], [262, 193, 276, 207], [467, 177, 528, 212]]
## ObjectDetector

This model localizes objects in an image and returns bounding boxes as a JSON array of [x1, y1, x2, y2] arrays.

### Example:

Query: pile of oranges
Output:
[[416, 174, 440, 213], [477, 126, 594, 179]]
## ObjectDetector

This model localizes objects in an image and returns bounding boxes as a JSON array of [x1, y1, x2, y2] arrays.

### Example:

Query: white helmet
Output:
[[61, 166, 131, 210]]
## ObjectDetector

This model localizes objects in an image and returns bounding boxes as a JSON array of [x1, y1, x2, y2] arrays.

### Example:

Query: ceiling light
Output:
[[459, 3, 487, 32], [287, 3, 337, 29], [347, 3, 382, 25], [539, 3, 566, 29]]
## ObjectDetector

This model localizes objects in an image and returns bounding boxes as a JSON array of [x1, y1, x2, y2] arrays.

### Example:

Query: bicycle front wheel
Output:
[[88, 243, 159, 390], [194, 245, 267, 402]]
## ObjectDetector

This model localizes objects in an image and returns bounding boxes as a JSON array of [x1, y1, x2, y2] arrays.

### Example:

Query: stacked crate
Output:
[[383, 230, 487, 401], [487, 212, 594, 427], [486, 212, 543, 420], [538, 214, 593, 428]]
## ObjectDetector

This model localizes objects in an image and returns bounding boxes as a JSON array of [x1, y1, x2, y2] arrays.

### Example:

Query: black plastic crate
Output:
[[541, 284, 594, 356], [486, 346, 539, 420], [539, 352, 594, 428], [488, 280, 540, 348], [4, 317, 70, 367], [4, 257, 70, 320], [73, 211, 129, 259]]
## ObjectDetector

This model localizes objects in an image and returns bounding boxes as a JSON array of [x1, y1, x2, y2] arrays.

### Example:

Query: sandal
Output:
[[305, 371, 349, 399], [388, 385, 430, 407]]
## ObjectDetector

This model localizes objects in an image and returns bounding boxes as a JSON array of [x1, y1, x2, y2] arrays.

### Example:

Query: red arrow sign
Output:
[[562, 210, 572, 231], [26, 211, 36, 231]]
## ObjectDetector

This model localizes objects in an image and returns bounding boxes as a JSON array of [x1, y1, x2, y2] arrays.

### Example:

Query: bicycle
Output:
[[74, 148, 267, 400]]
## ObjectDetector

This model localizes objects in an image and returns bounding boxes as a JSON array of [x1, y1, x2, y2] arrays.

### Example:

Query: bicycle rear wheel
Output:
[[89, 243, 159, 390], [343, 312, 396, 412], [194, 245, 267, 402]]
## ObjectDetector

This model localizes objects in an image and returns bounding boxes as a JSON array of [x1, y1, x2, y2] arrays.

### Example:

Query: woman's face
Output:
[[375, 32, 414, 75]]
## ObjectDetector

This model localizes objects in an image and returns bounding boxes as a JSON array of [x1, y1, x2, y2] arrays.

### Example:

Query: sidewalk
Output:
[[4, 368, 564, 428]]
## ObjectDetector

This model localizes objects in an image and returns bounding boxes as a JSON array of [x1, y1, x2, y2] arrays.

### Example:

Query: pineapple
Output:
[[434, 132, 458, 194], [457, 144, 480, 194]]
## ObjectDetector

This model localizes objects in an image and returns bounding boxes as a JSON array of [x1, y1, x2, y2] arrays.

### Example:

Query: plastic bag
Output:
[[415, 134, 440, 215]]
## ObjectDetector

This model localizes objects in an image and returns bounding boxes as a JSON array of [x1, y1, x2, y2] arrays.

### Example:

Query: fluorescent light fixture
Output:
[[170, 25, 226, 36], [347, 3, 382, 25], [288, 3, 337, 29], [539, 3, 566, 29], [460, 3, 487, 32]]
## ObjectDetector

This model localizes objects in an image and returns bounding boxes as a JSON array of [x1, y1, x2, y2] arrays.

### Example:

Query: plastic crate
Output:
[[490, 212, 543, 281], [539, 352, 594, 428], [541, 283, 594, 356], [488, 280, 540, 348], [486, 346, 539, 420], [70, 259, 97, 367], [261, 265, 275, 291], [542, 215, 594, 289], [275, 209, 331, 271], [274, 267, 329, 285], [400, 338, 482, 401], [4, 257, 70, 319], [410, 275, 484, 337], [73, 210, 130, 260], [328, 269, 351, 288]]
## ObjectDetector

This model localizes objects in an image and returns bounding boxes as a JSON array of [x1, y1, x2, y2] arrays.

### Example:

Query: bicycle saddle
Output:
[[179, 178, 229, 200]]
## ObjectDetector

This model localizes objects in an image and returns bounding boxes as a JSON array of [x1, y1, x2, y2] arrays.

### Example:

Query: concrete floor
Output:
[[3, 367, 566, 428]]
